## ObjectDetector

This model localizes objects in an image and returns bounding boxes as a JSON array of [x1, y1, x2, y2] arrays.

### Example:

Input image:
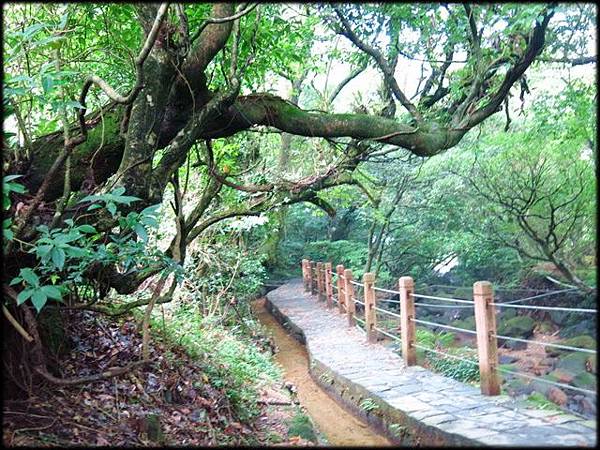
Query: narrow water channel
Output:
[[253, 298, 391, 446]]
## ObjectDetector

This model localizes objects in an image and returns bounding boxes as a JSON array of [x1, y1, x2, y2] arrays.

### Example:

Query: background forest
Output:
[[2, 2, 596, 446]]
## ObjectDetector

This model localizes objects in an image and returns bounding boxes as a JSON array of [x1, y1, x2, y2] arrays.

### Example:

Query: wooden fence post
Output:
[[474, 281, 500, 396], [316, 262, 324, 301], [399, 276, 416, 366], [336, 265, 345, 313], [344, 269, 355, 327], [364, 272, 377, 343], [310, 261, 316, 295], [302, 259, 309, 292], [325, 263, 333, 308]]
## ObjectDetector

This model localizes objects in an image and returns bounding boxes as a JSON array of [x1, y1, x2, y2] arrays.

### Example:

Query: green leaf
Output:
[[134, 223, 148, 243], [41, 285, 62, 301], [16, 289, 33, 305], [9, 276, 22, 286], [77, 224, 96, 233], [51, 248, 66, 270], [20, 268, 40, 286], [31, 289, 48, 312], [41, 75, 54, 94], [107, 202, 117, 216]]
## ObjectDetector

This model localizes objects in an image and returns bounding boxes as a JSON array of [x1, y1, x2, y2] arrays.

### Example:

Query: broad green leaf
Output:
[[41, 285, 62, 300], [31, 289, 48, 312], [51, 248, 66, 269], [20, 268, 40, 286], [16, 289, 33, 305]]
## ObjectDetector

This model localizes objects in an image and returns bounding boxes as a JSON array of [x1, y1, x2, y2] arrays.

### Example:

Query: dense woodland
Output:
[[2, 2, 597, 446]]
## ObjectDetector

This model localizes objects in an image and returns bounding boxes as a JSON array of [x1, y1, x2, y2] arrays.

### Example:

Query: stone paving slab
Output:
[[266, 280, 597, 447]]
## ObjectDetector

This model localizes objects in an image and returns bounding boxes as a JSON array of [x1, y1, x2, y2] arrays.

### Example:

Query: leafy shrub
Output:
[[152, 304, 280, 422], [8, 187, 179, 312]]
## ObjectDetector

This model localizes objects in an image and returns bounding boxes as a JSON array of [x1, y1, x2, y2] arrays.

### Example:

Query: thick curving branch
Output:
[[201, 94, 466, 156]]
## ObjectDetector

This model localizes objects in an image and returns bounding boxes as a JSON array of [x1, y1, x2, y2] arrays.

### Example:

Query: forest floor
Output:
[[2, 309, 314, 447]]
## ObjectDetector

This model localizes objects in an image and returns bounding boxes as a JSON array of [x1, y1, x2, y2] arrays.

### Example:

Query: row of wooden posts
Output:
[[300, 259, 501, 396]]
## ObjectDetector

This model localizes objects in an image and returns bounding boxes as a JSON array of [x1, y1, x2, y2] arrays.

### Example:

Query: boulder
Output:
[[547, 387, 568, 406], [546, 369, 574, 384], [499, 355, 518, 364], [559, 319, 596, 339], [556, 352, 590, 376], [580, 397, 596, 415], [505, 340, 527, 350], [504, 377, 534, 396], [497, 315, 535, 343], [450, 316, 476, 333], [572, 372, 597, 390], [498, 307, 517, 320], [530, 380, 551, 396], [545, 335, 597, 357], [549, 310, 570, 326]]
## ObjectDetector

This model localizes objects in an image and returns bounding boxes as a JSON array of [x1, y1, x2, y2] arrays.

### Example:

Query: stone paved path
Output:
[[266, 280, 597, 447]]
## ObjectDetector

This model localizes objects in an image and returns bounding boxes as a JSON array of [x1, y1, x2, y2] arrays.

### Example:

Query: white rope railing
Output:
[[412, 343, 480, 366], [351, 280, 364, 287], [354, 298, 365, 307], [496, 366, 597, 396], [412, 293, 475, 305], [493, 334, 596, 354], [415, 302, 473, 309], [374, 306, 401, 319], [412, 318, 478, 335], [375, 326, 401, 342], [495, 288, 579, 305], [493, 303, 596, 313], [374, 286, 400, 295]]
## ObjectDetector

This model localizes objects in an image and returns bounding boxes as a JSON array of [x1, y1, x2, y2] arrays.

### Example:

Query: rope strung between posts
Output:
[[492, 334, 597, 354], [416, 302, 474, 309], [354, 316, 366, 325], [412, 293, 475, 305], [493, 303, 596, 313], [354, 298, 365, 307], [375, 326, 401, 342], [412, 343, 480, 366], [350, 280, 364, 287], [495, 288, 579, 305], [495, 366, 597, 396], [374, 286, 401, 295], [412, 318, 478, 335], [374, 306, 401, 319]]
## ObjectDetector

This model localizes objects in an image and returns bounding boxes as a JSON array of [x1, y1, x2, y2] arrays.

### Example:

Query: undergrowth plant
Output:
[[149, 303, 280, 422]]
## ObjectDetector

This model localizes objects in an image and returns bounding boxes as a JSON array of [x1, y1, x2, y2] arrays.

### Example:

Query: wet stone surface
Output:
[[267, 280, 597, 447]]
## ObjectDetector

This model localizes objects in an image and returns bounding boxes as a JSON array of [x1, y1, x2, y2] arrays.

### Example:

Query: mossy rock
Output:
[[556, 352, 589, 376], [498, 307, 517, 320], [545, 335, 596, 357], [559, 319, 596, 339], [451, 316, 476, 332], [497, 315, 535, 339], [453, 287, 472, 300], [287, 413, 317, 443], [572, 372, 597, 390], [536, 321, 555, 334]]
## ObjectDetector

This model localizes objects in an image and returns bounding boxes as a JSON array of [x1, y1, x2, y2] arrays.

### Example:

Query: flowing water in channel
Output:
[[253, 298, 391, 446]]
